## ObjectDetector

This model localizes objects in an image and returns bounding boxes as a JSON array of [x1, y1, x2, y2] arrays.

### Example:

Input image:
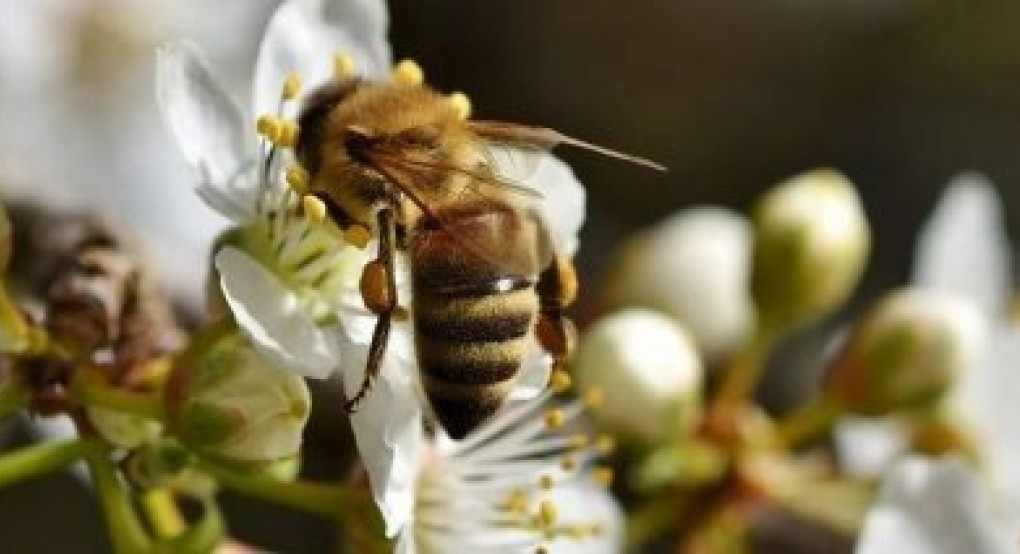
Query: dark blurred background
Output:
[[3, 0, 1020, 551]]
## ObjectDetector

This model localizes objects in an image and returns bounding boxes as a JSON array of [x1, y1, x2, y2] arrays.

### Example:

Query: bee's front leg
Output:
[[344, 207, 399, 413], [535, 254, 578, 370]]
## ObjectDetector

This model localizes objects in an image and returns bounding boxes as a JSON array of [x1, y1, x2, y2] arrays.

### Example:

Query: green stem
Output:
[[0, 381, 27, 424], [773, 395, 843, 449], [156, 499, 225, 554], [83, 443, 154, 554], [712, 333, 772, 410], [141, 489, 186, 540], [196, 459, 355, 519], [0, 439, 90, 487], [70, 368, 165, 422]]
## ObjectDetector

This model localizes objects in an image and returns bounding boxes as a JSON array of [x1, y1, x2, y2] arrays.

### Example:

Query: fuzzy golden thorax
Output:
[[302, 81, 479, 228]]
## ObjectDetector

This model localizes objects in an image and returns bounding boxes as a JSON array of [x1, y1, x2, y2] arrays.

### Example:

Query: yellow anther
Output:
[[503, 489, 529, 514], [549, 370, 572, 393], [282, 72, 302, 100], [583, 387, 605, 409], [595, 434, 616, 455], [544, 408, 566, 429], [538, 501, 558, 528], [278, 120, 300, 148], [447, 91, 472, 120], [343, 225, 372, 249], [285, 166, 309, 194], [333, 51, 357, 78], [561, 456, 577, 472], [393, 59, 424, 87], [302, 195, 328, 223], [569, 433, 588, 449], [256, 114, 282, 142], [539, 474, 555, 490], [593, 467, 614, 488]]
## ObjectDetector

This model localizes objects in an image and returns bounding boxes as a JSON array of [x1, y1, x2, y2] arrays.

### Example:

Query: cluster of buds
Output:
[[586, 168, 992, 550]]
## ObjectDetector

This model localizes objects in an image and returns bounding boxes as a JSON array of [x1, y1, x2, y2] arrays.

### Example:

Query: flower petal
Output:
[[857, 457, 1011, 554], [156, 41, 256, 219], [254, 0, 392, 118], [834, 416, 909, 479], [913, 173, 1012, 320], [337, 324, 422, 537], [546, 481, 625, 554], [490, 146, 587, 258], [215, 247, 339, 378]]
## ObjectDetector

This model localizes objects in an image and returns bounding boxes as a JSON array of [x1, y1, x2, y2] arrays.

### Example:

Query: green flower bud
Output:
[[88, 406, 162, 449], [168, 332, 311, 466], [825, 288, 985, 416], [751, 169, 870, 334], [573, 309, 703, 444]]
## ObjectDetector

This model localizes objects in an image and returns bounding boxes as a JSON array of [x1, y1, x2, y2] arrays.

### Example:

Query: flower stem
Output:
[[773, 395, 843, 449], [82, 442, 153, 554], [196, 458, 356, 519], [141, 489, 186, 540], [69, 367, 165, 421], [0, 439, 90, 487], [705, 332, 773, 441]]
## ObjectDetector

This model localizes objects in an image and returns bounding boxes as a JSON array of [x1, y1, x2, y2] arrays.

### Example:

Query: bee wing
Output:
[[364, 146, 556, 278]]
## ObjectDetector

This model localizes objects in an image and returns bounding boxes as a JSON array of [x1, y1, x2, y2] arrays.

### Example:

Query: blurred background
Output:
[[1, 0, 1018, 551]]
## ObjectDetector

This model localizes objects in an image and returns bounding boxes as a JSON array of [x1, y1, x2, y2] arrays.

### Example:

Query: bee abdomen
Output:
[[415, 288, 538, 439]]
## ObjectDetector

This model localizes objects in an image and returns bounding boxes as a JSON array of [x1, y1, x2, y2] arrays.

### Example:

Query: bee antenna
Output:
[[468, 121, 667, 172]]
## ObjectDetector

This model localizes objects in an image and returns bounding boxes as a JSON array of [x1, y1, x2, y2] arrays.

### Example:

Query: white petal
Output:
[[547, 482, 625, 554], [215, 247, 339, 378], [834, 416, 910, 479], [857, 457, 1011, 554], [338, 320, 422, 537], [954, 329, 1020, 520], [510, 342, 553, 401], [254, 0, 392, 118], [156, 41, 257, 218], [490, 146, 587, 258], [913, 173, 1012, 320]]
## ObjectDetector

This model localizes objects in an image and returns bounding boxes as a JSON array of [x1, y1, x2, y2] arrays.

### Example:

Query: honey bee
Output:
[[294, 61, 661, 439]]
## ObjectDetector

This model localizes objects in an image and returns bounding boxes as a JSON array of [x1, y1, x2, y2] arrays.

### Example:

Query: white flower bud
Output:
[[826, 288, 985, 416], [573, 309, 703, 443], [752, 169, 870, 333], [88, 406, 162, 449], [605, 207, 753, 360], [169, 333, 311, 466]]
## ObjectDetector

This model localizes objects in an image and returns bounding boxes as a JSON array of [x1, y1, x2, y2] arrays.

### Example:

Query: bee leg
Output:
[[535, 255, 579, 369], [344, 208, 399, 413]]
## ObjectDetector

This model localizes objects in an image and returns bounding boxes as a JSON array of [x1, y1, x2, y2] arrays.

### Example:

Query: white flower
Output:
[[158, 0, 587, 537], [0, 0, 278, 302], [397, 390, 623, 553], [857, 457, 1012, 554], [841, 174, 1020, 548], [605, 207, 752, 360]]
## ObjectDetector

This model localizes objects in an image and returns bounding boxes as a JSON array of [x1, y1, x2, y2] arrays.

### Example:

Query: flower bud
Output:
[[573, 309, 703, 443], [605, 207, 753, 361], [825, 288, 985, 416], [88, 406, 162, 449], [751, 169, 870, 334], [168, 332, 311, 466]]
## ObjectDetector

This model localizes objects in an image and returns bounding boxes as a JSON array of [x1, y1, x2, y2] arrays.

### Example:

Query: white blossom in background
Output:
[[844, 174, 1020, 549], [857, 457, 1011, 554], [158, 0, 589, 538], [606, 207, 752, 361], [0, 0, 276, 302]]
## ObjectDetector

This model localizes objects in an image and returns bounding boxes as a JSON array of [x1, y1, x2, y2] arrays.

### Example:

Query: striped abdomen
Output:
[[409, 200, 542, 439]]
